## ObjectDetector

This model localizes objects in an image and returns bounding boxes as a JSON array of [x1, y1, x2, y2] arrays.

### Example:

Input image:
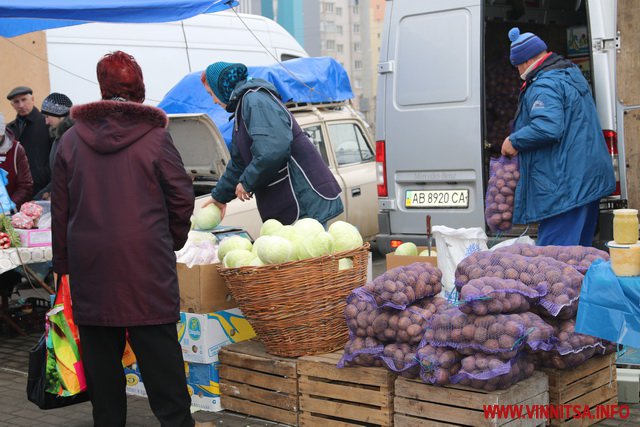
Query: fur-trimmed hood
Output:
[[71, 100, 168, 154]]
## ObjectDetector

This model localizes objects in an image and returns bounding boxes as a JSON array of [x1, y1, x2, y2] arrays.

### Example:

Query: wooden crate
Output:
[[297, 351, 396, 426], [394, 371, 549, 427], [218, 340, 299, 426], [542, 354, 618, 427]]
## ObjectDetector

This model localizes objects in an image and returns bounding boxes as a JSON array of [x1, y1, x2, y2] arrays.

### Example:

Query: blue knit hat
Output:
[[508, 27, 548, 66], [205, 62, 248, 104]]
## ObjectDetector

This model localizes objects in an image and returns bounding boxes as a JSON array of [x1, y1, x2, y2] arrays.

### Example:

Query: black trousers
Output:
[[78, 323, 194, 427]]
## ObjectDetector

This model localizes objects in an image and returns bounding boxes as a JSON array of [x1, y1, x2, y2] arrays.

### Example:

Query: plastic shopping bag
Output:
[[432, 226, 488, 294], [0, 168, 16, 214], [27, 275, 89, 409]]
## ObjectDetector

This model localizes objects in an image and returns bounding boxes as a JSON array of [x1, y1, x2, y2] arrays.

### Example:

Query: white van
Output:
[[44, 11, 308, 105], [375, 0, 638, 253]]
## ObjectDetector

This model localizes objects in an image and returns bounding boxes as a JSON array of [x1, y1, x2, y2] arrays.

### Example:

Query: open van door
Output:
[[376, 0, 483, 252], [614, 0, 640, 209]]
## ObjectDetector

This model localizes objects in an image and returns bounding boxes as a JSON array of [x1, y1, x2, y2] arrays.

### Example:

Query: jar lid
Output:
[[614, 208, 639, 215], [606, 240, 640, 249]]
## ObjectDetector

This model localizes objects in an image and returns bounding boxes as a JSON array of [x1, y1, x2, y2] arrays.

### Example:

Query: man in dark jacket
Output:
[[51, 51, 195, 427], [0, 112, 33, 210], [200, 62, 343, 225], [501, 28, 615, 246], [35, 92, 74, 200], [6, 86, 52, 196]]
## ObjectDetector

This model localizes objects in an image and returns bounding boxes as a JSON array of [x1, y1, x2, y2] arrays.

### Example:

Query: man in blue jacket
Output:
[[501, 28, 615, 246], [200, 62, 344, 226]]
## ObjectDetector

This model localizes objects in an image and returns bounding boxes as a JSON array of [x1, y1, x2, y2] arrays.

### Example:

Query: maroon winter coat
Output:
[[51, 101, 194, 326]]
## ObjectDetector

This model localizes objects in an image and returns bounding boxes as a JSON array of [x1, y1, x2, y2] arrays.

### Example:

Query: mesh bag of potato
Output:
[[416, 343, 462, 386], [455, 251, 583, 319], [458, 277, 547, 315], [536, 318, 606, 369], [485, 156, 519, 232], [345, 289, 450, 345], [424, 307, 554, 360], [451, 352, 535, 391], [337, 336, 384, 368], [380, 343, 420, 378], [494, 243, 609, 274], [361, 262, 443, 309]]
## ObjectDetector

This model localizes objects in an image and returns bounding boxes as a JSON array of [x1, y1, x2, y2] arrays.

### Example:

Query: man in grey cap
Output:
[[6, 86, 53, 197]]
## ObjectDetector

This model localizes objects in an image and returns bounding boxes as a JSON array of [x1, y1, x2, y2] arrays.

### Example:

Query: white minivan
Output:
[[375, 0, 638, 253], [44, 11, 308, 105]]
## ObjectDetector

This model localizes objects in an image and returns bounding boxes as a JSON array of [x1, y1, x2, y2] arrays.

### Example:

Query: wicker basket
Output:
[[218, 243, 370, 357]]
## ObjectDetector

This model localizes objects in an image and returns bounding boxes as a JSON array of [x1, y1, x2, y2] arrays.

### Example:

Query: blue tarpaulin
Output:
[[158, 56, 354, 147], [0, 0, 237, 37], [575, 259, 640, 348]]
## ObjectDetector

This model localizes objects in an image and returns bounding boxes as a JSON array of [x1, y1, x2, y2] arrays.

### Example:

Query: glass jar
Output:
[[613, 209, 639, 244]]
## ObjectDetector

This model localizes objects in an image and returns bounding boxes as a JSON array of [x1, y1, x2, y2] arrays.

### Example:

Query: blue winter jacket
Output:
[[510, 54, 615, 224]]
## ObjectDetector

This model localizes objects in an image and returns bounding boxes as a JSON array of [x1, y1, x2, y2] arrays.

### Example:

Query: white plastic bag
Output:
[[432, 226, 488, 294], [489, 235, 535, 251], [175, 241, 219, 267]]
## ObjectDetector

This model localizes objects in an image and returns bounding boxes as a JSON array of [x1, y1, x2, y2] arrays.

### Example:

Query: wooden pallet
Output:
[[297, 351, 396, 426], [542, 354, 618, 427], [218, 340, 299, 426], [394, 371, 549, 427]]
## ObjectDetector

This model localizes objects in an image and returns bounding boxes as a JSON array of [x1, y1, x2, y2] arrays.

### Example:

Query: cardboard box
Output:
[[177, 308, 256, 364], [186, 362, 222, 412], [14, 228, 52, 247], [124, 362, 148, 398], [125, 361, 223, 412], [385, 246, 437, 270], [177, 263, 237, 313]]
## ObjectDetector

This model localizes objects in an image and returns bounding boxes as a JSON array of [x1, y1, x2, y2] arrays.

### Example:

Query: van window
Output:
[[328, 123, 374, 166], [281, 54, 301, 62], [303, 125, 330, 166], [396, 9, 470, 106]]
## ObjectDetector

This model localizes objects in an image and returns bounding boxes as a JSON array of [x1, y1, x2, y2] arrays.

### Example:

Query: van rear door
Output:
[[611, 0, 640, 209], [167, 113, 230, 196], [377, 0, 483, 251]]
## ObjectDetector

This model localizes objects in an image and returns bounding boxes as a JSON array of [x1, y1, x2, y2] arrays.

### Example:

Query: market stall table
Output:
[[0, 246, 53, 336]]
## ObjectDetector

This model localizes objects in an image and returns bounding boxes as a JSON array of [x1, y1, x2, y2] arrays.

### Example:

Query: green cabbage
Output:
[[260, 219, 283, 236], [223, 249, 255, 268], [395, 242, 418, 256], [217, 235, 253, 261], [256, 235, 295, 265], [193, 204, 222, 230], [328, 221, 363, 253]]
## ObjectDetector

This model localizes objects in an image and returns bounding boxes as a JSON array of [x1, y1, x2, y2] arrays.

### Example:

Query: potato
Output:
[[453, 353, 534, 391]]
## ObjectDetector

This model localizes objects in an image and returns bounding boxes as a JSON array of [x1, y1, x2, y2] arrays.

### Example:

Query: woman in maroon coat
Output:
[[51, 51, 195, 427]]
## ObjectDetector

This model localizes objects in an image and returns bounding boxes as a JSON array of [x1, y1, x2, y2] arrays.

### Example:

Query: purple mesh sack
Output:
[[362, 262, 443, 309], [459, 277, 547, 315], [452, 352, 535, 391], [416, 344, 462, 386], [454, 251, 583, 319], [537, 319, 604, 369], [337, 336, 384, 368], [485, 156, 519, 232], [514, 312, 556, 352], [380, 343, 420, 378], [495, 243, 609, 274], [345, 289, 449, 344], [424, 307, 528, 360]]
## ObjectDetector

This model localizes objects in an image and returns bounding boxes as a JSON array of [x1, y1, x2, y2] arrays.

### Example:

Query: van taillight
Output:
[[603, 130, 621, 196], [376, 140, 388, 197]]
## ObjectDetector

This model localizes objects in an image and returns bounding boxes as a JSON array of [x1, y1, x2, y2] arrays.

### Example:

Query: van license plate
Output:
[[405, 190, 469, 208]]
